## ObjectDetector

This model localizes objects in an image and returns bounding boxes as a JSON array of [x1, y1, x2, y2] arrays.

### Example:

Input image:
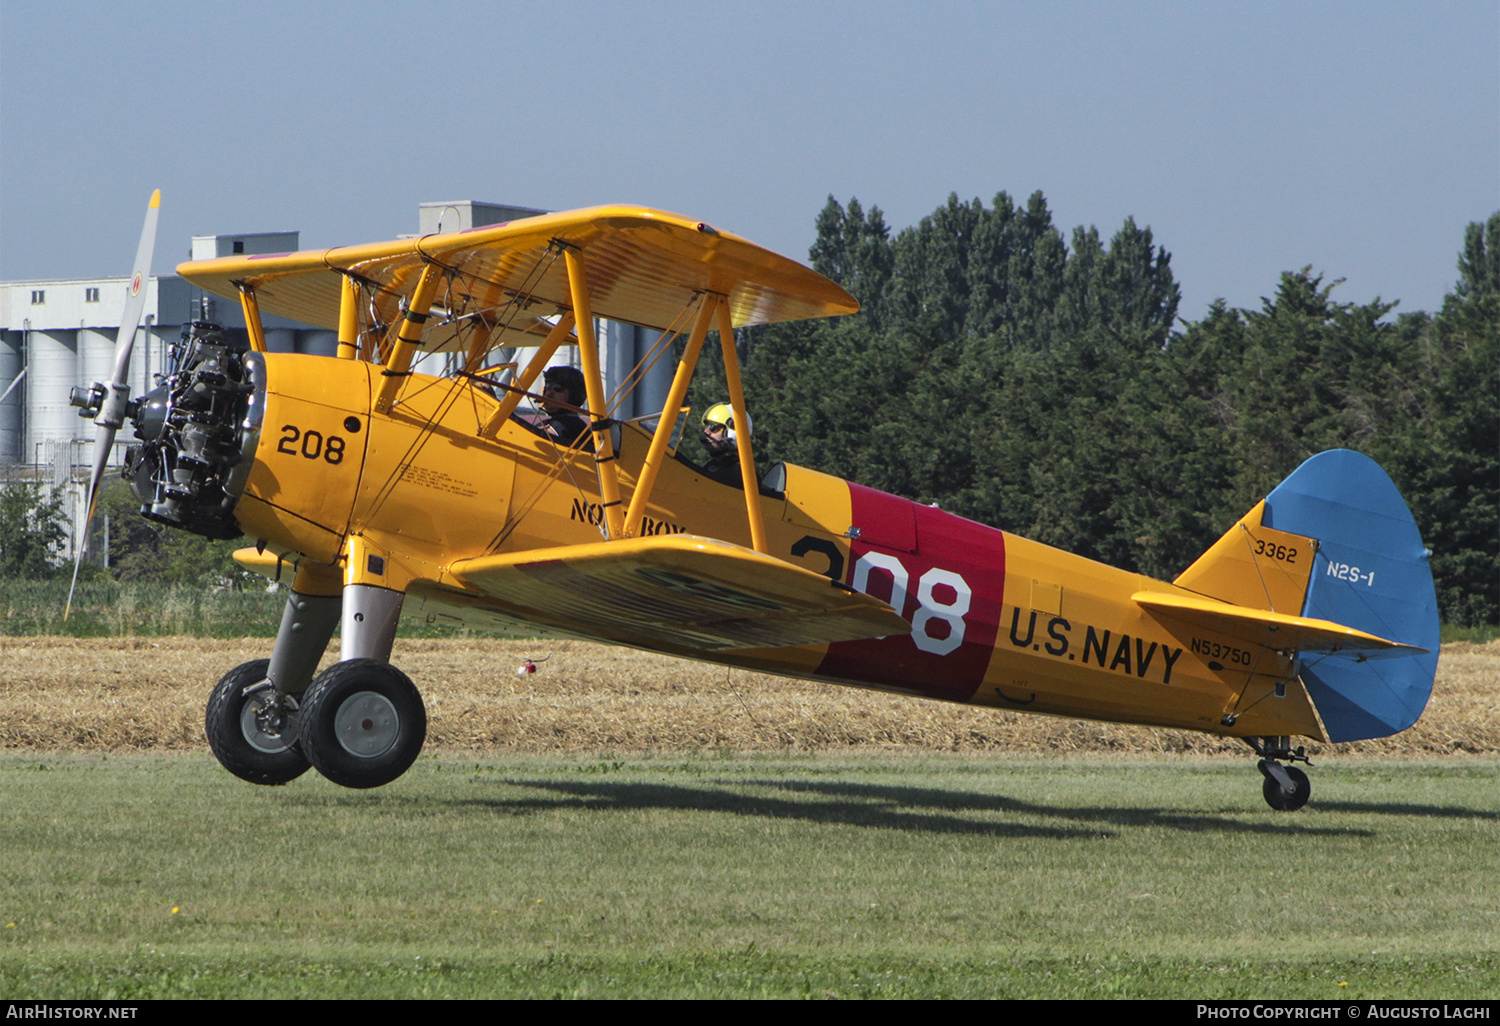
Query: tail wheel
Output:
[[298, 659, 426, 789], [1260, 763, 1311, 811], [205, 659, 311, 786]]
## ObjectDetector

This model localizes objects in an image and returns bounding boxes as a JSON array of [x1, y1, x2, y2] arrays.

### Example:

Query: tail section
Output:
[[1260, 450, 1439, 741], [1165, 451, 1438, 742]]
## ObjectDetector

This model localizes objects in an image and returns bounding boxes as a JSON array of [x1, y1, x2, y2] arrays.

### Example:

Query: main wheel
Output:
[[205, 659, 311, 785], [298, 659, 426, 789], [1261, 764, 1311, 811]]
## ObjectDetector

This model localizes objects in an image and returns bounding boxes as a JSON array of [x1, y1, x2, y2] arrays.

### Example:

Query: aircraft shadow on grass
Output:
[[1310, 800, 1500, 820], [747, 779, 1500, 823], [286, 779, 1497, 833], [435, 778, 1372, 840]]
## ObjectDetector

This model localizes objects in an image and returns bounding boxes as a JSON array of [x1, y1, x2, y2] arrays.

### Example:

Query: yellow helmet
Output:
[[702, 402, 751, 439]]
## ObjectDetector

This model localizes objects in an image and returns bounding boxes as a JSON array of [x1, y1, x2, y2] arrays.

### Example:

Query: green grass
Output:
[[1, 753, 1496, 998], [0, 579, 286, 637], [1441, 622, 1500, 644]]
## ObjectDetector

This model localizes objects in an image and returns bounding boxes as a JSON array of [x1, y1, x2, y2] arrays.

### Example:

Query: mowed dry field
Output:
[[2, 635, 1496, 758]]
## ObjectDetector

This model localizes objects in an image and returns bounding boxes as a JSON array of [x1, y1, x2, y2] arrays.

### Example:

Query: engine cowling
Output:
[[122, 321, 264, 540]]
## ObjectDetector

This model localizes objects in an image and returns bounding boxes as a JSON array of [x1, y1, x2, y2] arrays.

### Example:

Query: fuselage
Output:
[[225, 351, 1322, 742]]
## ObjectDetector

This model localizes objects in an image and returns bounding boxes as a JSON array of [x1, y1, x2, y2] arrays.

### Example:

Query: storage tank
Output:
[[25, 329, 79, 465], [0, 329, 21, 464]]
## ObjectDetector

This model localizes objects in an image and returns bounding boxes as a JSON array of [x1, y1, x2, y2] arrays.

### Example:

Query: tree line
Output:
[[696, 194, 1496, 626], [0, 479, 251, 589]]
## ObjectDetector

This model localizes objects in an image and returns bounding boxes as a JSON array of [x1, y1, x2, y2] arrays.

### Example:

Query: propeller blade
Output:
[[0, 365, 24, 406], [66, 189, 161, 619]]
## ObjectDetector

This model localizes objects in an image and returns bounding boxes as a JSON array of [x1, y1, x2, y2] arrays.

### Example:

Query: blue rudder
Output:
[[1262, 450, 1439, 742]]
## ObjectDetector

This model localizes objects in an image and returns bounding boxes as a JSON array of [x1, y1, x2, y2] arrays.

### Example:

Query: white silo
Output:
[[0, 329, 22, 464], [25, 328, 79, 466]]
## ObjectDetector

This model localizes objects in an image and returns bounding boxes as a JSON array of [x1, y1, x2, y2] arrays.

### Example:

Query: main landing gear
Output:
[[1248, 736, 1313, 811], [205, 658, 310, 785], [204, 581, 426, 790], [298, 659, 425, 788]]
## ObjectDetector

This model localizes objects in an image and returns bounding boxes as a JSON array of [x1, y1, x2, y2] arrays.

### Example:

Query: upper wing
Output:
[[176, 205, 857, 343], [450, 534, 910, 653]]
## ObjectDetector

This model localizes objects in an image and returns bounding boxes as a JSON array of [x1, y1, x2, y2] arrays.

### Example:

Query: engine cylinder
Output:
[[122, 322, 265, 539]]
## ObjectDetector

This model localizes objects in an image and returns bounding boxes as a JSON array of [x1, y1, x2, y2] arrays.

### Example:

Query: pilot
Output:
[[539, 366, 589, 448], [701, 402, 751, 485]]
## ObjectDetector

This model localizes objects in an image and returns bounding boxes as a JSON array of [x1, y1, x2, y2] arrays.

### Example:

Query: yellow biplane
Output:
[[72, 195, 1439, 810]]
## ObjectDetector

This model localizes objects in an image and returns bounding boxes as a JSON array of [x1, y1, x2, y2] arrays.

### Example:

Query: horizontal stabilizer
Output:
[[1133, 591, 1425, 657], [451, 535, 910, 653]]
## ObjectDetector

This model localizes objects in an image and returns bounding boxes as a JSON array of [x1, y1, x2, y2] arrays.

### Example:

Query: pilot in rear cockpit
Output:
[[700, 403, 751, 485]]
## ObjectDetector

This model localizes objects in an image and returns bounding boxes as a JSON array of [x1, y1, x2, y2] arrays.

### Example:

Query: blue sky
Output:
[[1, 0, 1495, 321]]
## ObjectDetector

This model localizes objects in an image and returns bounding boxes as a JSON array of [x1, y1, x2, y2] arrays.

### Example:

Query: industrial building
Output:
[[0, 200, 674, 560]]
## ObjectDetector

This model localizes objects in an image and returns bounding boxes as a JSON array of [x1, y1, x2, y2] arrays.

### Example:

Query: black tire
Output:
[[298, 659, 426, 789], [1262, 765, 1311, 811], [205, 659, 311, 786]]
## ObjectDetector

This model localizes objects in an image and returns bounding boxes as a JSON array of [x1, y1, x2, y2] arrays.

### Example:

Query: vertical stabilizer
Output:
[[1174, 500, 1316, 614]]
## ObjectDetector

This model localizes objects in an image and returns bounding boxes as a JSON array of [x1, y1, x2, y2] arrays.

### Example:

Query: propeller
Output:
[[65, 188, 161, 618]]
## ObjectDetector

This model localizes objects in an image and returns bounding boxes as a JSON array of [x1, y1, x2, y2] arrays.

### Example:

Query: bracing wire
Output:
[[1237, 523, 1280, 613], [362, 243, 566, 521], [601, 297, 699, 417]]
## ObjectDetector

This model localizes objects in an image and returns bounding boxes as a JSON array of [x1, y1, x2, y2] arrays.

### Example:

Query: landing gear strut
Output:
[[292, 582, 426, 789], [205, 576, 426, 789], [1248, 736, 1313, 811]]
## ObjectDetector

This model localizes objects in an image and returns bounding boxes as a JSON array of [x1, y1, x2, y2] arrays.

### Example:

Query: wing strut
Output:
[[619, 290, 767, 553], [336, 273, 361, 359], [480, 312, 577, 438], [624, 293, 718, 536], [236, 285, 268, 353], [374, 262, 444, 414], [564, 249, 627, 540], [715, 298, 768, 554]]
